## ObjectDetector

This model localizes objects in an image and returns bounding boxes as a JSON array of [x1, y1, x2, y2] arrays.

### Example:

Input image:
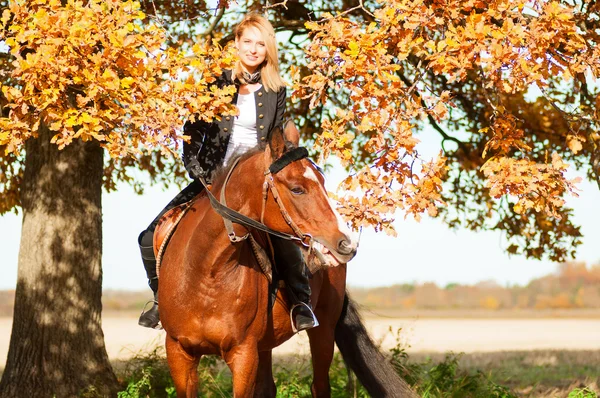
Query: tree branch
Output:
[[264, 0, 289, 10], [397, 70, 467, 154], [201, 4, 226, 37]]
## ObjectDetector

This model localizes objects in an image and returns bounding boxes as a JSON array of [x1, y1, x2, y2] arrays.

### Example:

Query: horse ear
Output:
[[267, 125, 287, 162], [283, 120, 300, 147]]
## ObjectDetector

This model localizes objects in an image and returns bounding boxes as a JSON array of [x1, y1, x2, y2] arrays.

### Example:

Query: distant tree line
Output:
[[1, 262, 599, 316], [349, 262, 600, 310]]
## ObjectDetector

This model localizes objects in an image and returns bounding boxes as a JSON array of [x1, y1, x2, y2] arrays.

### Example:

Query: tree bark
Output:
[[0, 124, 119, 397]]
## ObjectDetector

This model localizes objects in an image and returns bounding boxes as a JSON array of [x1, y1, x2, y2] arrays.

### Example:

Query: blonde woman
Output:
[[137, 13, 318, 333]]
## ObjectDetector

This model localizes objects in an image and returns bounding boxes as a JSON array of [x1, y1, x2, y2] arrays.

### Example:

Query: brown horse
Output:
[[158, 126, 415, 397]]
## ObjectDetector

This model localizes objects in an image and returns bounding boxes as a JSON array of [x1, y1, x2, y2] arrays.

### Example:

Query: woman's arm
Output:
[[182, 119, 206, 173], [274, 86, 287, 127]]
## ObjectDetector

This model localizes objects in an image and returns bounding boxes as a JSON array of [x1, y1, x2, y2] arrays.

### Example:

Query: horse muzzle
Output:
[[313, 233, 358, 265], [331, 235, 358, 263], [337, 237, 357, 257]]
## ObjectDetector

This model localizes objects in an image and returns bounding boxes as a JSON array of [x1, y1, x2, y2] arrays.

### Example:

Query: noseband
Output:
[[198, 147, 314, 247]]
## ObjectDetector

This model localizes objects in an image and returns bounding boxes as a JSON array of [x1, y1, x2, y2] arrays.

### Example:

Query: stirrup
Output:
[[289, 302, 319, 333], [139, 300, 162, 330]]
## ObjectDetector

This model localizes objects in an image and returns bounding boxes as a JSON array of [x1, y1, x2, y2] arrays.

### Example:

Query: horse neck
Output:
[[212, 152, 265, 221], [194, 153, 265, 271]]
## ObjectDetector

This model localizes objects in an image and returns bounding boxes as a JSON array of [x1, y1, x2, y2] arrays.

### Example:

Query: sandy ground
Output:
[[2, 317, 600, 367]]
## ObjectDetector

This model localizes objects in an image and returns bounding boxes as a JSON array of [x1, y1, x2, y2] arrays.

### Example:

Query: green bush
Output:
[[117, 348, 174, 398], [388, 327, 516, 397], [415, 354, 517, 398], [116, 350, 233, 398], [568, 387, 599, 398], [113, 329, 598, 397]]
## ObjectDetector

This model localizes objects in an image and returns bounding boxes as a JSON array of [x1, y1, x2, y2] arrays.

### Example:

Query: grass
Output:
[[2, 349, 597, 397], [2, 327, 598, 397], [2, 343, 598, 397], [108, 335, 600, 398], [406, 351, 599, 398], [443, 350, 600, 397], [113, 349, 234, 398]]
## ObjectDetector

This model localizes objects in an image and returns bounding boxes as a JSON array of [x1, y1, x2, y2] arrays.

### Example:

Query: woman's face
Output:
[[235, 26, 267, 74]]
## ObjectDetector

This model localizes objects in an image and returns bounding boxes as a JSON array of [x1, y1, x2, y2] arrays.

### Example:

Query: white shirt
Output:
[[223, 91, 258, 166]]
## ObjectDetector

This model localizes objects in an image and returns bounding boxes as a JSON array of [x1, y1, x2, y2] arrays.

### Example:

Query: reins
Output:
[[196, 147, 313, 247]]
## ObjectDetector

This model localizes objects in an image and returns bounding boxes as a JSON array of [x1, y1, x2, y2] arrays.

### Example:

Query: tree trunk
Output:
[[0, 124, 119, 397]]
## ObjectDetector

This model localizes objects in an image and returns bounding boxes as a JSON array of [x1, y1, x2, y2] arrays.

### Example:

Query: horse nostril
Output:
[[338, 239, 353, 255]]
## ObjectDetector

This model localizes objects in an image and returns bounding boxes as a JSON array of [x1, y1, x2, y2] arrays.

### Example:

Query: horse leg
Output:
[[253, 350, 277, 398], [165, 334, 200, 398], [305, 265, 346, 398], [225, 344, 260, 398], [307, 325, 336, 398]]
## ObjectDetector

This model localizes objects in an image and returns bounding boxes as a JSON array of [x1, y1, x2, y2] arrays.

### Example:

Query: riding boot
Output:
[[138, 231, 161, 329], [272, 237, 319, 332]]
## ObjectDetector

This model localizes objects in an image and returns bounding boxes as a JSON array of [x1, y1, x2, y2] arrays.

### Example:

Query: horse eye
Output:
[[290, 187, 305, 195]]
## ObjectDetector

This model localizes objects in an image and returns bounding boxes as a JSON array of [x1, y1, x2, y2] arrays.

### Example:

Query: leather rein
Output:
[[196, 147, 314, 247]]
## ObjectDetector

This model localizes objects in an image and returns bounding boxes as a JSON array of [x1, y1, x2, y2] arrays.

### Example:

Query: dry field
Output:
[[1, 315, 600, 366], [2, 314, 599, 396]]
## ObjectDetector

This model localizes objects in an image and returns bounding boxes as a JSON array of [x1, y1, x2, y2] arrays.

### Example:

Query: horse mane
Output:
[[211, 147, 263, 186]]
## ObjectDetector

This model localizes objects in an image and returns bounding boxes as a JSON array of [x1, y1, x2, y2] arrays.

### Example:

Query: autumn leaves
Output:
[[290, 0, 597, 261], [0, 0, 598, 260], [0, 0, 237, 159]]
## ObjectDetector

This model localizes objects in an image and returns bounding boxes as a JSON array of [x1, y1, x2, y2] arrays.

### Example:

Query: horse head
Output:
[[262, 123, 358, 265]]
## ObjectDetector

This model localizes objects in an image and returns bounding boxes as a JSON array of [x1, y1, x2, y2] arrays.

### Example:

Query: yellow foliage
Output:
[[291, 0, 596, 249], [0, 0, 597, 259], [535, 293, 573, 309], [0, 0, 236, 160], [401, 295, 416, 309]]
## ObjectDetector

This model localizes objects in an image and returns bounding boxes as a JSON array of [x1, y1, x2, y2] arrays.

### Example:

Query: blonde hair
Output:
[[233, 13, 286, 92]]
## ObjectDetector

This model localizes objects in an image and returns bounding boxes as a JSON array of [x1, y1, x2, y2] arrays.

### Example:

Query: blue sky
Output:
[[1, 155, 598, 291]]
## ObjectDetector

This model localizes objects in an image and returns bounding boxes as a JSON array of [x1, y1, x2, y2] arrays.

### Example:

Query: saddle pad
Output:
[[154, 201, 193, 278]]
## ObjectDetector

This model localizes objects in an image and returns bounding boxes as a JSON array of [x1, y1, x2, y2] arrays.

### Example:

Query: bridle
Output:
[[197, 147, 315, 247]]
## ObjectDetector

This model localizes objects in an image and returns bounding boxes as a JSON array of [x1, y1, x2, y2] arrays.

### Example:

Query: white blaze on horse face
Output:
[[302, 163, 358, 261], [328, 198, 355, 240], [303, 165, 355, 240], [302, 166, 321, 184], [317, 197, 358, 263]]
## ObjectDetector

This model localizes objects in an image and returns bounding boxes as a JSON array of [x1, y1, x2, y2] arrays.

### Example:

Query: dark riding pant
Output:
[[271, 236, 312, 305]]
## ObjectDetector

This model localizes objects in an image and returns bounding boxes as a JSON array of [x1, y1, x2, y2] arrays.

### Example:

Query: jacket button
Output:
[[226, 116, 230, 121], [260, 137, 266, 141], [223, 128, 228, 132], [258, 102, 263, 107], [259, 114, 264, 119], [258, 92, 263, 97], [259, 125, 264, 129]]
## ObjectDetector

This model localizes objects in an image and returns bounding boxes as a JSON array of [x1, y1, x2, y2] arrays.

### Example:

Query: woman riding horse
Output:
[[137, 13, 317, 332], [159, 124, 415, 397], [160, 123, 363, 397]]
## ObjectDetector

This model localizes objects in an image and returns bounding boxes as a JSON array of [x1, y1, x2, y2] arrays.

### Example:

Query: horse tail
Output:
[[334, 292, 418, 397]]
